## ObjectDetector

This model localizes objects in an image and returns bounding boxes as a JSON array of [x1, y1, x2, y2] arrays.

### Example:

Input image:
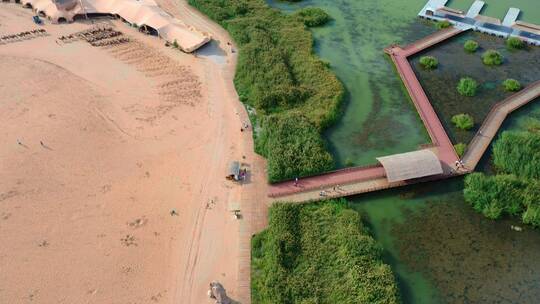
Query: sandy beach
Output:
[[0, 2, 267, 303]]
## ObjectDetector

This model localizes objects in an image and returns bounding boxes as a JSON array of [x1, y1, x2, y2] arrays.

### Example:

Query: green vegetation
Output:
[[464, 121, 540, 227], [482, 49, 504, 66], [457, 77, 478, 97], [502, 79, 522, 92], [451, 113, 474, 130], [436, 20, 451, 29], [172, 39, 179, 49], [188, 0, 344, 182], [252, 200, 401, 304], [463, 40, 479, 53], [454, 143, 467, 157], [419, 56, 438, 70], [259, 115, 334, 183], [293, 7, 330, 27], [506, 37, 525, 50]]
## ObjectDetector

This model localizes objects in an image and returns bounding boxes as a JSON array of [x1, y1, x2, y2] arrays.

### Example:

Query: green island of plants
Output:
[[436, 20, 451, 29], [451, 113, 474, 130], [188, 0, 344, 182], [252, 200, 401, 304], [454, 143, 467, 157], [419, 55, 438, 70], [482, 49, 504, 66], [463, 40, 479, 53], [506, 37, 525, 50], [293, 7, 331, 27], [464, 120, 540, 227], [457, 77, 478, 97], [502, 78, 522, 92]]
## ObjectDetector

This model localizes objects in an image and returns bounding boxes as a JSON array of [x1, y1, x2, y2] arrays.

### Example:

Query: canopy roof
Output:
[[22, 0, 210, 52], [377, 149, 443, 183]]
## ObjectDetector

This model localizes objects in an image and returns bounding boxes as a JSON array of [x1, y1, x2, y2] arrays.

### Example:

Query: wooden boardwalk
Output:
[[462, 80, 540, 170], [268, 27, 539, 203], [269, 28, 466, 202]]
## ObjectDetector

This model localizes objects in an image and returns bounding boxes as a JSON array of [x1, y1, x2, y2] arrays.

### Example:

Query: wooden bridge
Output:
[[268, 27, 539, 203], [462, 80, 540, 169]]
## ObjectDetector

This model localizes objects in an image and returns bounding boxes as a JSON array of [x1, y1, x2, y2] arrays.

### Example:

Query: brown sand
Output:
[[0, 2, 268, 303]]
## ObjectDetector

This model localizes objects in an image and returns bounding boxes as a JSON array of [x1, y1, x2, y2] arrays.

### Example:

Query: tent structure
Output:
[[376, 149, 443, 183], [18, 0, 210, 52]]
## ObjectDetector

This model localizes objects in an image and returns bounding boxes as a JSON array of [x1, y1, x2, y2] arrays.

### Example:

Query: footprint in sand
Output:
[[127, 217, 147, 228], [120, 234, 137, 247]]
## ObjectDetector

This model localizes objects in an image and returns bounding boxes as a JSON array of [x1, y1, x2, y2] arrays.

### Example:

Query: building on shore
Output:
[[419, 0, 540, 46]]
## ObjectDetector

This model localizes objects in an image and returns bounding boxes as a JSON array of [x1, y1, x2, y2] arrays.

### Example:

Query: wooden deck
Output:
[[462, 80, 540, 170]]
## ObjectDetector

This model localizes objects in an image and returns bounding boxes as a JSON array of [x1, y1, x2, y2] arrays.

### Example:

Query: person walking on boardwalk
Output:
[[294, 177, 299, 187]]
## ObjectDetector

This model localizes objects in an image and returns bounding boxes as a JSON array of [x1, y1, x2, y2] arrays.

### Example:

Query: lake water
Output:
[[268, 0, 540, 303]]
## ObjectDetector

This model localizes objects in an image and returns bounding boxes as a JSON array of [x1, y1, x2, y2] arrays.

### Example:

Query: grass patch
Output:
[[457, 77, 478, 97], [463, 40, 479, 53], [293, 7, 331, 27], [464, 120, 540, 227], [252, 200, 401, 304], [454, 142, 467, 157], [188, 0, 344, 182], [502, 78, 521, 92], [451, 113, 474, 131], [482, 49, 504, 66], [419, 55, 438, 70]]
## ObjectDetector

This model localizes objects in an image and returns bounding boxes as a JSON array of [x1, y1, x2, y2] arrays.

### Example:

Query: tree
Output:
[[502, 79, 521, 92], [464, 40, 479, 53], [419, 56, 438, 70], [457, 77, 478, 96], [482, 50, 504, 66], [506, 37, 525, 50], [451, 113, 474, 130]]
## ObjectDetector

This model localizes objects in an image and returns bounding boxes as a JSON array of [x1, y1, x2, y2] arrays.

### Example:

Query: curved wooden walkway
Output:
[[462, 80, 540, 170]]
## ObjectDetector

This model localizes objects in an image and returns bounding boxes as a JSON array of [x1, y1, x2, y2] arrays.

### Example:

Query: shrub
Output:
[[502, 79, 521, 92], [172, 39, 179, 48], [419, 56, 438, 69], [464, 40, 479, 53], [492, 130, 540, 179], [451, 113, 474, 130], [482, 49, 504, 65], [252, 201, 401, 304], [457, 77, 478, 96], [436, 20, 451, 29], [188, 0, 344, 182], [506, 37, 525, 50], [454, 143, 467, 157], [464, 122, 540, 227], [293, 7, 330, 27]]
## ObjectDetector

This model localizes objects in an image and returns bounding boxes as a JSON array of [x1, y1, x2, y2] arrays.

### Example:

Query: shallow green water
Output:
[[267, 0, 540, 303], [410, 32, 540, 144], [351, 99, 540, 304]]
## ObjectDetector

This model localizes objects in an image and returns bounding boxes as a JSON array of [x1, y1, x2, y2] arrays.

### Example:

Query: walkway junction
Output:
[[269, 27, 540, 203]]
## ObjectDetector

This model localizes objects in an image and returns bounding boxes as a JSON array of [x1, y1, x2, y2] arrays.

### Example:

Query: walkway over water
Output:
[[269, 28, 466, 202], [269, 27, 539, 203], [462, 80, 540, 170]]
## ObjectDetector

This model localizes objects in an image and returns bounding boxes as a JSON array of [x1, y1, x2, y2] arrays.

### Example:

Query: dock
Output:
[[418, 0, 540, 45]]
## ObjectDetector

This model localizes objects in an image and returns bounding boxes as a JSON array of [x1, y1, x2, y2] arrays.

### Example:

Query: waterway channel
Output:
[[268, 0, 540, 303]]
